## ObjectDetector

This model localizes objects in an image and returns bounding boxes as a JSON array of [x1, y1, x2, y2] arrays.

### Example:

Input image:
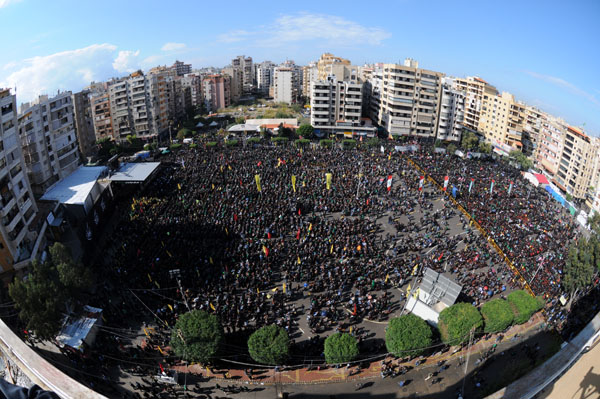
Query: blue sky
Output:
[[1, 0, 599, 134]]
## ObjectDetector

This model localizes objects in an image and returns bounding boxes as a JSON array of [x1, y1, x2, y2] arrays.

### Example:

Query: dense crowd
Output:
[[50, 141, 586, 397]]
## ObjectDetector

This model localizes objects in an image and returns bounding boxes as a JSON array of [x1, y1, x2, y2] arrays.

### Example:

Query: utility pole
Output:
[[461, 327, 476, 397], [177, 278, 191, 312]]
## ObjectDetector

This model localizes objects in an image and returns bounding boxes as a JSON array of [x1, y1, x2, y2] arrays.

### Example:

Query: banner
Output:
[[292, 175, 296, 192], [452, 186, 457, 198], [469, 178, 474, 193], [387, 175, 393, 191], [255, 174, 261, 192], [490, 179, 495, 194], [508, 181, 513, 195], [419, 176, 424, 191], [326, 173, 332, 190], [443, 176, 449, 191]]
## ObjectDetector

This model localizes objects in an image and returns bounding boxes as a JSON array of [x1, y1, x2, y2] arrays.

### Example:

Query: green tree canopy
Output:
[[509, 150, 533, 170], [170, 310, 223, 364], [385, 314, 432, 357], [438, 303, 483, 345], [563, 238, 597, 299], [247, 324, 290, 365], [478, 142, 492, 154], [507, 290, 544, 324], [324, 333, 359, 364], [461, 131, 479, 150], [177, 128, 193, 140], [9, 243, 92, 340], [447, 143, 457, 155], [480, 299, 514, 333], [296, 124, 314, 139], [366, 137, 380, 148], [587, 212, 600, 234]]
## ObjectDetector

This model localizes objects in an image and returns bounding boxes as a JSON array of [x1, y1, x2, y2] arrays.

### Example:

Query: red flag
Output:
[[387, 175, 393, 191], [298, 208, 301, 216], [366, 198, 369, 206], [267, 232, 272, 239], [296, 228, 301, 240], [443, 176, 449, 191], [234, 214, 238, 222], [239, 179, 243, 187], [257, 161, 262, 167], [437, 252, 444, 261], [159, 364, 164, 374], [353, 304, 357, 316]]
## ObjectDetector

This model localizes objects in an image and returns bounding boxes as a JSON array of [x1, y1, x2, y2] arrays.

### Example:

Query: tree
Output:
[[235, 116, 245, 124], [563, 239, 596, 302], [447, 143, 457, 155], [177, 128, 193, 140], [478, 142, 492, 154], [509, 150, 533, 170], [170, 310, 223, 363], [296, 124, 314, 139], [461, 131, 479, 150], [9, 260, 66, 340], [480, 299, 514, 333], [50, 243, 93, 298], [438, 303, 483, 345], [507, 290, 544, 324], [366, 137, 380, 148], [247, 324, 290, 365], [587, 211, 600, 234], [324, 333, 358, 364], [385, 314, 432, 357]]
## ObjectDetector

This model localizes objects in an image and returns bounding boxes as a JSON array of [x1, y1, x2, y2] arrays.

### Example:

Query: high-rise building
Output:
[[255, 61, 275, 95], [232, 55, 253, 93], [273, 66, 300, 104], [436, 79, 465, 142], [302, 62, 318, 98], [362, 64, 384, 123], [551, 126, 597, 199], [173, 60, 192, 77], [310, 76, 374, 136], [202, 74, 231, 113], [534, 116, 566, 176], [222, 67, 243, 103], [452, 77, 497, 132], [0, 89, 41, 272], [18, 92, 81, 194], [72, 90, 96, 159], [316, 53, 351, 81], [180, 73, 203, 108], [379, 60, 444, 137], [477, 91, 515, 147], [90, 91, 115, 142]]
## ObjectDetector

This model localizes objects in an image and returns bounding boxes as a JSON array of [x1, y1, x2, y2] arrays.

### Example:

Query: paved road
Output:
[[538, 342, 600, 399]]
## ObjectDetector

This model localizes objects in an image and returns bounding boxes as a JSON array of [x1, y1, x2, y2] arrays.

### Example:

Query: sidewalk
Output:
[[173, 312, 546, 386]]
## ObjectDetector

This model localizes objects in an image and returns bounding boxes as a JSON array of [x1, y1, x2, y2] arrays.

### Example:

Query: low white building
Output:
[[405, 268, 462, 326]]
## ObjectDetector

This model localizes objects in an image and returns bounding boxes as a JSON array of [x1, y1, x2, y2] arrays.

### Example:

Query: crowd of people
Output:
[[44, 139, 588, 397]]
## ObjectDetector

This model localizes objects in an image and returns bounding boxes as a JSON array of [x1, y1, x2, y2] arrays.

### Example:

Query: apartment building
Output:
[[478, 91, 515, 147], [18, 92, 80, 194], [0, 89, 41, 272], [72, 90, 96, 159], [273, 66, 300, 105], [222, 66, 243, 103], [379, 60, 444, 137], [232, 55, 253, 93], [202, 74, 231, 113], [534, 116, 566, 176], [452, 77, 497, 132], [302, 62, 317, 98], [554, 126, 596, 199], [173, 60, 192, 77], [255, 61, 276, 95], [362, 64, 384, 123], [90, 91, 114, 141], [310, 76, 374, 137], [316, 53, 351, 81], [436, 81, 465, 142], [180, 73, 203, 108]]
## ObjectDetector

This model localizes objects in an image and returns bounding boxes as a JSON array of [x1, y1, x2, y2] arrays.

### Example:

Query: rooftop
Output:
[[109, 162, 160, 183], [40, 166, 107, 205]]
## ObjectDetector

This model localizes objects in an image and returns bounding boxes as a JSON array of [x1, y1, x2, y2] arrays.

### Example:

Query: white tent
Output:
[[209, 121, 219, 127], [195, 121, 204, 128]]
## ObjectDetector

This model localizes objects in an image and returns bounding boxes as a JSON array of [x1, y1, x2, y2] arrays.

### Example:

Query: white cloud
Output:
[[0, 44, 128, 103], [218, 13, 391, 47], [525, 71, 600, 108], [161, 42, 186, 51], [112, 50, 141, 73], [0, 0, 22, 8]]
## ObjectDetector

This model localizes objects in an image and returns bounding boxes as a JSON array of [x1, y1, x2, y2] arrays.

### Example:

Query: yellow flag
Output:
[[168, 304, 173, 312], [166, 250, 172, 258], [292, 175, 296, 192], [388, 153, 391, 161], [220, 165, 223, 172], [283, 283, 286, 293], [255, 174, 261, 192], [302, 181, 306, 187], [209, 257, 213, 264], [406, 283, 411, 296], [148, 273, 152, 282], [385, 274, 389, 283], [158, 346, 165, 355], [412, 264, 418, 276], [257, 287, 260, 294], [228, 165, 232, 170], [330, 244, 334, 254], [349, 326, 353, 334], [210, 303, 216, 311], [297, 256, 301, 265], [413, 288, 420, 299], [143, 327, 149, 337], [271, 287, 278, 292], [326, 173, 332, 190], [155, 281, 160, 288], [225, 227, 229, 235], [212, 183, 215, 190], [308, 223, 313, 232], [177, 183, 181, 190], [131, 202, 135, 211]]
